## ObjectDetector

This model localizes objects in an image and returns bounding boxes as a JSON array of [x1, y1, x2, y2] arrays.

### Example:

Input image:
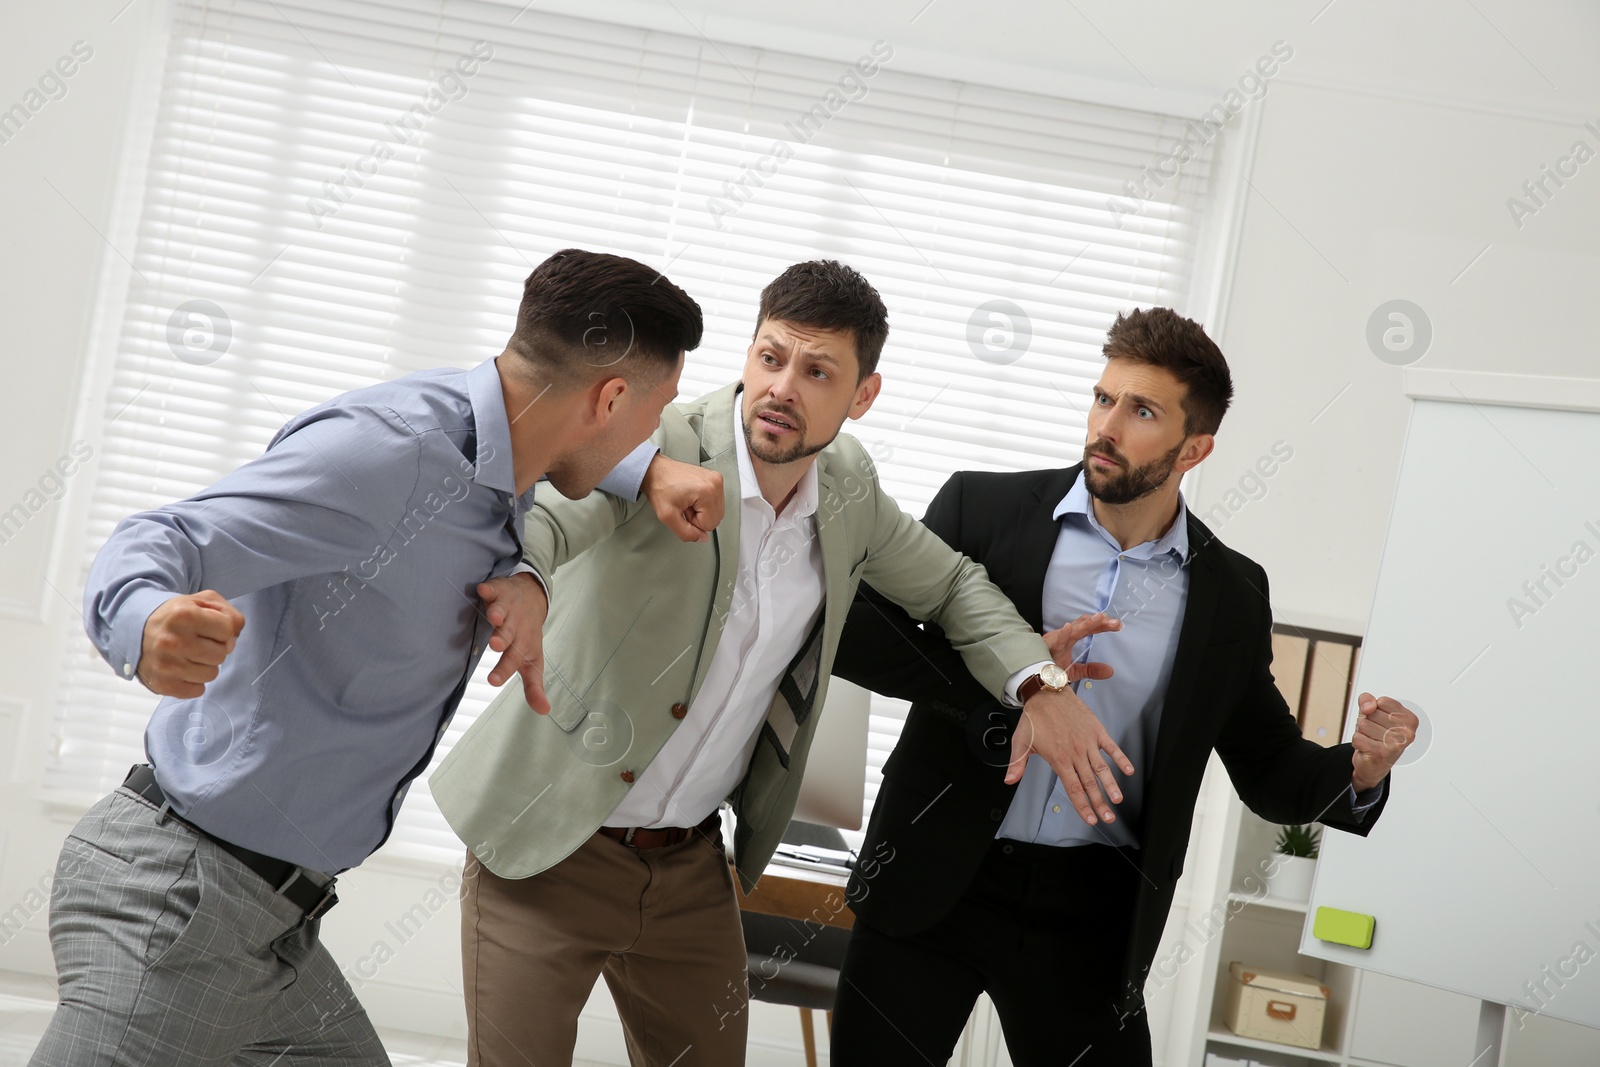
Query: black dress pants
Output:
[[831, 839, 1152, 1067]]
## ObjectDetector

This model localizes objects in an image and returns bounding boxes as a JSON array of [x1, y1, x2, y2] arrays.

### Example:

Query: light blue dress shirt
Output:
[[84, 357, 651, 873], [997, 472, 1190, 849], [998, 472, 1382, 849]]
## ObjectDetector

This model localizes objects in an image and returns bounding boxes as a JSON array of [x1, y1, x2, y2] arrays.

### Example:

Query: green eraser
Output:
[[1314, 906, 1375, 949]]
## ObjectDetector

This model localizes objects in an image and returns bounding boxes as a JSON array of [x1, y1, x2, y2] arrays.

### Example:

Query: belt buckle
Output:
[[275, 869, 340, 919], [306, 886, 340, 920]]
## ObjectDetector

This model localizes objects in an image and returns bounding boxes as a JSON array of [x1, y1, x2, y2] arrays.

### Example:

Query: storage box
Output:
[[1223, 961, 1330, 1050]]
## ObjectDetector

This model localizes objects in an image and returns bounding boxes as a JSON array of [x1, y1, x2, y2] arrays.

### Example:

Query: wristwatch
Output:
[[1017, 662, 1071, 703]]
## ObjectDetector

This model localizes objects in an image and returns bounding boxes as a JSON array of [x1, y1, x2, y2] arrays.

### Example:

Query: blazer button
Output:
[[671, 703, 688, 719], [620, 770, 635, 783], [989, 808, 1003, 821]]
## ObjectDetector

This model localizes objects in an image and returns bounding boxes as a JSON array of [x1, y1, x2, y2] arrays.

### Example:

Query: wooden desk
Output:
[[733, 860, 855, 930]]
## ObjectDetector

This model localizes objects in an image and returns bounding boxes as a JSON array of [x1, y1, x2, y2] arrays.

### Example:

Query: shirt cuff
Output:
[[595, 441, 659, 502], [103, 586, 181, 683], [1348, 780, 1386, 819], [509, 561, 550, 603], [1002, 660, 1054, 708]]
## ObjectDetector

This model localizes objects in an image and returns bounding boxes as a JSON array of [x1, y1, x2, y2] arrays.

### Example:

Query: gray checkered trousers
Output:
[[28, 786, 388, 1066]]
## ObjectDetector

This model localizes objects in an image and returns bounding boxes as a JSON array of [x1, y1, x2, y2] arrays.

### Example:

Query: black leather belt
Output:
[[122, 765, 339, 920]]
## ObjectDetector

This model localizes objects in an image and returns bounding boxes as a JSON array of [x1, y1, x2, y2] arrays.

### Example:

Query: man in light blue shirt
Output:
[[33, 249, 713, 1067]]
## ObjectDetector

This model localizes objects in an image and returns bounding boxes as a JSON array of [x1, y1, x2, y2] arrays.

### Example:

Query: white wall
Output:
[[0, 0, 165, 981], [3, 1, 1597, 1064], [1197, 80, 1600, 633]]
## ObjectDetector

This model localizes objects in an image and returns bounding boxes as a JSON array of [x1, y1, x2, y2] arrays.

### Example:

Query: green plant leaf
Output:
[[1275, 823, 1321, 859]]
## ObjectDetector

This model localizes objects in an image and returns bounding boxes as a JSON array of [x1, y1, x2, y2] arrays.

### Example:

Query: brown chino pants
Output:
[[460, 828, 749, 1067]]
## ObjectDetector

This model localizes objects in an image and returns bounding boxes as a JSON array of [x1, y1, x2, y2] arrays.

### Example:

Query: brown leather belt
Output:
[[599, 810, 721, 849]]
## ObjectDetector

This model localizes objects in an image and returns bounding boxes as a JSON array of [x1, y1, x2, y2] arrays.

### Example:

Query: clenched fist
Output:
[[640, 453, 724, 542], [138, 590, 245, 698], [1350, 692, 1418, 792]]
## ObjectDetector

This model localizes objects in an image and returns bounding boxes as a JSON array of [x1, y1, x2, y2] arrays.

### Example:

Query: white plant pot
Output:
[[1268, 854, 1317, 902]]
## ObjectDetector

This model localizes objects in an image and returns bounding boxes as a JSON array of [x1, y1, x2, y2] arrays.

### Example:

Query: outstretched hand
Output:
[[1009, 686, 1134, 826], [1043, 611, 1120, 683], [478, 572, 551, 714]]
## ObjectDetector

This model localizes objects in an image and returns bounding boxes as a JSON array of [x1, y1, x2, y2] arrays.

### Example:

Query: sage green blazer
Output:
[[429, 383, 1050, 891]]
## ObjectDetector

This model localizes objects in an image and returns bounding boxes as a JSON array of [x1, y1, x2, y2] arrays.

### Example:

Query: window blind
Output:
[[53, 0, 1214, 863]]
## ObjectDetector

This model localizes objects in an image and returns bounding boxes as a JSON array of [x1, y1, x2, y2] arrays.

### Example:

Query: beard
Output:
[[743, 403, 830, 466], [1082, 438, 1184, 505]]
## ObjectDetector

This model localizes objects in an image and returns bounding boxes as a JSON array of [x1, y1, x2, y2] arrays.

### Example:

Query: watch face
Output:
[[1040, 662, 1070, 689]]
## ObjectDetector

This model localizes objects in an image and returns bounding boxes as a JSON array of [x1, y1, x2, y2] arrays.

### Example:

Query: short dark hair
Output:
[[1102, 307, 1234, 436], [755, 261, 889, 380], [508, 248, 702, 386]]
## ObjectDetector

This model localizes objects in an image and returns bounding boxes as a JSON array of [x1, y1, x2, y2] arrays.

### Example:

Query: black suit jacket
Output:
[[832, 464, 1389, 1014]]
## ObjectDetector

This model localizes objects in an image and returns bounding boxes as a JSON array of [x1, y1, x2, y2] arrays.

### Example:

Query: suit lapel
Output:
[[1010, 465, 1082, 631], [816, 463, 851, 628], [687, 385, 744, 702]]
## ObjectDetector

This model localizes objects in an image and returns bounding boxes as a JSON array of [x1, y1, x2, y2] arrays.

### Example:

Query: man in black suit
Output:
[[829, 308, 1418, 1066]]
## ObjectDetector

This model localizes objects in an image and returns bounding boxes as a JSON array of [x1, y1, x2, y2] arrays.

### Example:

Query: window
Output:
[[54, 0, 1215, 863]]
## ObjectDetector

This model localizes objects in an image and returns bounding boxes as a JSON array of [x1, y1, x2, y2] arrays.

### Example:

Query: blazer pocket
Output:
[[548, 698, 590, 734], [541, 658, 592, 733]]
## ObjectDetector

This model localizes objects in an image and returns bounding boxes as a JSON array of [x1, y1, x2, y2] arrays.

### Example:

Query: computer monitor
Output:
[[791, 677, 870, 830]]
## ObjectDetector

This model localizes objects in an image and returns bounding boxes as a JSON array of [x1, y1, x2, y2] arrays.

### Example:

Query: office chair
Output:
[[740, 820, 854, 1067]]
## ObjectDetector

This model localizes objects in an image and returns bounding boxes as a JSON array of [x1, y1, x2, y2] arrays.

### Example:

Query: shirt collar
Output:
[[466, 357, 519, 497], [1055, 469, 1190, 563], [732, 401, 820, 524]]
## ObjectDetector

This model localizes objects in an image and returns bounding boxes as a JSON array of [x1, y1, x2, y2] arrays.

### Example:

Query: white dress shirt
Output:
[[604, 408, 825, 829]]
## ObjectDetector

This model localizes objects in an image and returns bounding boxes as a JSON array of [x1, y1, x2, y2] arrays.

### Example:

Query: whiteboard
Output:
[[1301, 372, 1600, 1031]]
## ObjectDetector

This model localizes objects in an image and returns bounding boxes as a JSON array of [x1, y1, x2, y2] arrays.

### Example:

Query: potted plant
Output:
[[1268, 824, 1320, 902]]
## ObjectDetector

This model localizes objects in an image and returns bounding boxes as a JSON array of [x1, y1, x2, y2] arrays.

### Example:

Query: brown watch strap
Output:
[[1018, 673, 1050, 704]]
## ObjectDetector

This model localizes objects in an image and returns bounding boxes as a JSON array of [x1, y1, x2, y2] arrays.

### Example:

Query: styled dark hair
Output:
[[508, 248, 702, 385], [755, 260, 889, 380], [1102, 307, 1234, 436]]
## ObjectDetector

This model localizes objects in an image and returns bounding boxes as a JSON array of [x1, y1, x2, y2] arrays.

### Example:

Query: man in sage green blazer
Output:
[[429, 261, 1127, 1067]]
